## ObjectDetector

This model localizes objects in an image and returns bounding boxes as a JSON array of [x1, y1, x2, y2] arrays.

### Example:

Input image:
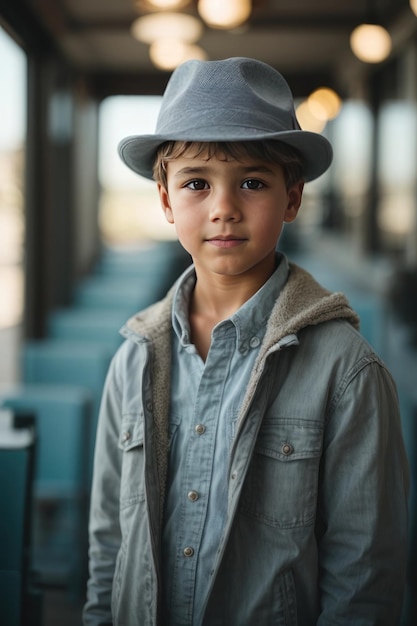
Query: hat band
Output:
[[156, 105, 300, 137]]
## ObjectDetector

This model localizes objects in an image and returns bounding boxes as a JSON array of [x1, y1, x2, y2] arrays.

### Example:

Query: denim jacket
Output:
[[83, 262, 409, 626]]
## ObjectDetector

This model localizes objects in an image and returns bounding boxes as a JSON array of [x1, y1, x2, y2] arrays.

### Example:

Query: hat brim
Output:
[[118, 129, 333, 183]]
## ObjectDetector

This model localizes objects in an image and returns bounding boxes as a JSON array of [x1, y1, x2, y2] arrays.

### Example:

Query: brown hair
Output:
[[153, 140, 304, 190]]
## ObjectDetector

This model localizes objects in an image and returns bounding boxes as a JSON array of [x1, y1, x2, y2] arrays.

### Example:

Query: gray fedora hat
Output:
[[118, 57, 333, 182]]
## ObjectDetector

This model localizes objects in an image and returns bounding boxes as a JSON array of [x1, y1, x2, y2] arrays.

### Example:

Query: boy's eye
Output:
[[242, 179, 265, 190], [185, 179, 208, 190]]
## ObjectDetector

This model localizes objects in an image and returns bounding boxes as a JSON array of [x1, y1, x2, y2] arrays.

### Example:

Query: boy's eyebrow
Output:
[[173, 164, 277, 177], [173, 166, 208, 177], [240, 164, 277, 175]]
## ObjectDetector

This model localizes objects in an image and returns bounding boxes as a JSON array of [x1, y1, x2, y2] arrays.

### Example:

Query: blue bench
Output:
[[0, 385, 92, 497], [22, 339, 114, 481], [91, 241, 191, 303], [0, 386, 92, 601], [96, 240, 189, 279], [48, 307, 127, 348], [347, 293, 385, 352], [0, 410, 42, 626], [73, 275, 158, 312]]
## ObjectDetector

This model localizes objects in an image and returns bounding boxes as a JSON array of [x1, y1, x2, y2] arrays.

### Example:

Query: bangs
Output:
[[153, 140, 304, 188], [159, 141, 258, 162]]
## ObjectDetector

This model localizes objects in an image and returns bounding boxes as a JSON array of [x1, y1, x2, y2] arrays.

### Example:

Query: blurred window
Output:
[[0, 26, 27, 383], [377, 101, 417, 253], [98, 95, 177, 244]]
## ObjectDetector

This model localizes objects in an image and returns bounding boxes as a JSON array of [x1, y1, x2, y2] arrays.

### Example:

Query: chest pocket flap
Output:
[[255, 418, 323, 461], [118, 414, 144, 452], [117, 414, 145, 508]]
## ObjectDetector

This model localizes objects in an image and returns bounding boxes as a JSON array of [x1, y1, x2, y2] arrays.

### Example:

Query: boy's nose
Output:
[[209, 189, 242, 222]]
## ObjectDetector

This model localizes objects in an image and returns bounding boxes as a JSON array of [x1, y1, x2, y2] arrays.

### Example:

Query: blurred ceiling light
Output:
[[198, 0, 252, 29], [296, 101, 326, 134], [410, 0, 417, 16], [135, 0, 192, 10], [307, 88, 342, 121], [350, 23, 392, 63], [131, 12, 203, 44], [150, 39, 207, 70]]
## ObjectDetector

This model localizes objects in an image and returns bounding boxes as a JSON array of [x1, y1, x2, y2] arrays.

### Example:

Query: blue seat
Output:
[[96, 240, 189, 280], [0, 386, 92, 600], [0, 385, 92, 497], [291, 252, 387, 352], [22, 339, 113, 479], [0, 410, 42, 626], [347, 293, 385, 352], [88, 241, 191, 306], [48, 307, 126, 348], [73, 275, 158, 311]]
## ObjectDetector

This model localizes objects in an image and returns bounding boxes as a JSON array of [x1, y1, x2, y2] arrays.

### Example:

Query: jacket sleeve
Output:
[[316, 356, 409, 625], [83, 356, 123, 626]]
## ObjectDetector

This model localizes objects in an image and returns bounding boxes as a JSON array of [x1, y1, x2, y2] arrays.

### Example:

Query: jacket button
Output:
[[249, 336, 261, 348], [282, 443, 293, 455], [195, 424, 206, 435], [121, 431, 131, 443], [183, 547, 194, 557], [187, 490, 199, 502]]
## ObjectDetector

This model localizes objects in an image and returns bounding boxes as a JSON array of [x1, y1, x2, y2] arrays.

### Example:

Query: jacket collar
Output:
[[123, 261, 359, 345]]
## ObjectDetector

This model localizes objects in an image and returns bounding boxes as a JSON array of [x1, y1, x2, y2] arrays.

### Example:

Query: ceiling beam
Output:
[[88, 67, 336, 101], [64, 14, 364, 35]]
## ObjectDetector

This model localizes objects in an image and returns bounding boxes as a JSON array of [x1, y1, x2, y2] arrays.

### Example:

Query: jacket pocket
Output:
[[275, 568, 298, 626], [203, 566, 298, 625], [117, 413, 146, 509], [239, 418, 323, 528]]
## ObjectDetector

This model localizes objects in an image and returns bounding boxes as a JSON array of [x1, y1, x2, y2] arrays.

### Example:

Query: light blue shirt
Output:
[[161, 254, 289, 625]]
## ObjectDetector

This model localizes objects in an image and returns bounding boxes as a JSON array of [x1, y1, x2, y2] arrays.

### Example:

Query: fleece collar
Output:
[[124, 261, 359, 345]]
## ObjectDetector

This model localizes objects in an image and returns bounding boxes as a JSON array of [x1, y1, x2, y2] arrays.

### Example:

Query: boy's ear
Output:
[[284, 181, 304, 223], [157, 183, 174, 224]]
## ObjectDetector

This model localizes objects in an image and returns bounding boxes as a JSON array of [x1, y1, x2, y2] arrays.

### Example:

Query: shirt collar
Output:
[[172, 253, 289, 351], [172, 265, 196, 346]]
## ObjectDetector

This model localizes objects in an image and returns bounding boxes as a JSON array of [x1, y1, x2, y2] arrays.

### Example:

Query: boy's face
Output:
[[157, 149, 303, 284]]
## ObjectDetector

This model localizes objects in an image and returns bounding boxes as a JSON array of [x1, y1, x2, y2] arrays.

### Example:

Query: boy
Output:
[[83, 58, 409, 625]]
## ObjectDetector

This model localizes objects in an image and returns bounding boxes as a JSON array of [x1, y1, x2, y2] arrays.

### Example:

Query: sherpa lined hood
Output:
[[123, 262, 360, 345]]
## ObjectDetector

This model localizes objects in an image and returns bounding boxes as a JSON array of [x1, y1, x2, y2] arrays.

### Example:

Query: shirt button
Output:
[[187, 490, 199, 502], [282, 443, 293, 455], [121, 431, 131, 443], [183, 547, 194, 557], [195, 424, 206, 435], [249, 336, 261, 348]]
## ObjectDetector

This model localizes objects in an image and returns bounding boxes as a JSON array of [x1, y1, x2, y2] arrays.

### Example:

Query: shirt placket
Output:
[[171, 324, 235, 624]]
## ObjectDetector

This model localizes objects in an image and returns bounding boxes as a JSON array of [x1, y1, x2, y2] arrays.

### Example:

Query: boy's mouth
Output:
[[206, 235, 247, 248]]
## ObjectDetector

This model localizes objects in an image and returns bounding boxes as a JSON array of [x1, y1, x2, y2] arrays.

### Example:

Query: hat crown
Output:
[[117, 56, 333, 182], [156, 57, 301, 137]]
